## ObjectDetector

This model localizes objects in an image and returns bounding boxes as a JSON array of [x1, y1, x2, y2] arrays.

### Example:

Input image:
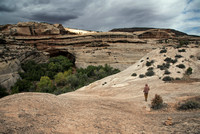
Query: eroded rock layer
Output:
[[0, 22, 200, 89]]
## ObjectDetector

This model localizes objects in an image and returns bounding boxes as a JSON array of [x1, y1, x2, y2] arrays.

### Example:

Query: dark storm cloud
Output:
[[0, 0, 199, 35], [29, 13, 78, 24], [0, 0, 17, 12]]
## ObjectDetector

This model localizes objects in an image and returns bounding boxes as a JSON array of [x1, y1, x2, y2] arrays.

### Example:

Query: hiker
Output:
[[143, 84, 150, 101]]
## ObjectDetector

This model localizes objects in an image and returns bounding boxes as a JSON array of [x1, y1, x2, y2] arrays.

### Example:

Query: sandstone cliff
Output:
[[0, 22, 200, 89]]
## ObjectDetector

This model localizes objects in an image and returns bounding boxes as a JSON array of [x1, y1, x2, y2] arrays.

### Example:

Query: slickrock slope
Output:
[[0, 47, 200, 134]]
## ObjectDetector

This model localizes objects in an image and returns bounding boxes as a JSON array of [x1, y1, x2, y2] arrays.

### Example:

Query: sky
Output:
[[0, 0, 200, 35]]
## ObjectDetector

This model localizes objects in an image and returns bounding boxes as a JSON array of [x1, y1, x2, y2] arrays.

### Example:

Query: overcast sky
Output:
[[0, 0, 199, 35]]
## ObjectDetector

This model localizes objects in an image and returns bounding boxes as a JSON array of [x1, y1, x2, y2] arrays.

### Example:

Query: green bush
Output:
[[179, 40, 189, 46], [157, 63, 170, 70], [186, 67, 192, 75], [164, 70, 171, 75], [178, 49, 186, 52], [20, 56, 74, 80], [160, 49, 167, 53], [54, 72, 66, 86], [162, 76, 174, 81], [151, 94, 164, 110], [175, 54, 182, 58], [178, 100, 200, 110], [131, 73, 137, 76], [139, 74, 145, 78], [145, 70, 155, 76], [37, 76, 54, 93], [0, 85, 9, 98], [175, 77, 181, 80], [11, 79, 34, 94], [146, 60, 154, 66], [176, 64, 185, 69], [147, 67, 154, 71], [164, 57, 177, 64]]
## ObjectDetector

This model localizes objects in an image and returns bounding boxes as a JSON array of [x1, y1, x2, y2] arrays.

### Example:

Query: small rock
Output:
[[164, 117, 173, 126]]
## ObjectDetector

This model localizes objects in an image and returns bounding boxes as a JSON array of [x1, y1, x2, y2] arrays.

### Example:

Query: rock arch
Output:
[[47, 49, 75, 65]]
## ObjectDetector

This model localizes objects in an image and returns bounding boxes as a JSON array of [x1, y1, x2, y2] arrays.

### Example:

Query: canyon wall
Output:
[[0, 22, 199, 89]]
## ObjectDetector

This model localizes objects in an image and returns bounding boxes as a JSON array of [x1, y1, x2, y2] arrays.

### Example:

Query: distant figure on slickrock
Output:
[[143, 84, 150, 101]]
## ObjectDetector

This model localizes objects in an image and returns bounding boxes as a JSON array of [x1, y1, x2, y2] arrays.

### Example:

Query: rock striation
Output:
[[0, 22, 200, 89]]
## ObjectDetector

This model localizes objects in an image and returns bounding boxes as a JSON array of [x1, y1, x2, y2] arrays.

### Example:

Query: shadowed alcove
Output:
[[47, 49, 76, 66]]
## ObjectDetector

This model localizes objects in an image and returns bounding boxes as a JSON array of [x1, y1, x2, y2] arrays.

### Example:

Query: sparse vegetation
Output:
[[151, 94, 164, 110], [176, 64, 185, 69]]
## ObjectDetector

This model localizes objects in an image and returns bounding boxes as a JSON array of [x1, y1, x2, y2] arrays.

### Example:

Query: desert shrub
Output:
[[186, 67, 192, 75], [145, 70, 155, 76], [157, 63, 170, 70], [164, 57, 177, 64], [146, 60, 154, 66], [139, 74, 145, 78], [176, 64, 185, 69], [179, 40, 189, 46], [147, 67, 154, 71], [178, 49, 186, 52], [160, 49, 167, 53], [175, 77, 181, 80], [131, 73, 137, 76], [162, 76, 174, 81], [151, 94, 164, 110], [175, 54, 183, 58], [164, 70, 171, 75], [164, 57, 172, 62], [190, 55, 194, 58], [178, 100, 200, 110], [37, 76, 54, 93], [140, 60, 144, 62], [0, 85, 9, 98]]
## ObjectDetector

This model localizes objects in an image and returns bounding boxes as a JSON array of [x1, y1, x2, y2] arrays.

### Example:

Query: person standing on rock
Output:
[[143, 84, 150, 102]]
